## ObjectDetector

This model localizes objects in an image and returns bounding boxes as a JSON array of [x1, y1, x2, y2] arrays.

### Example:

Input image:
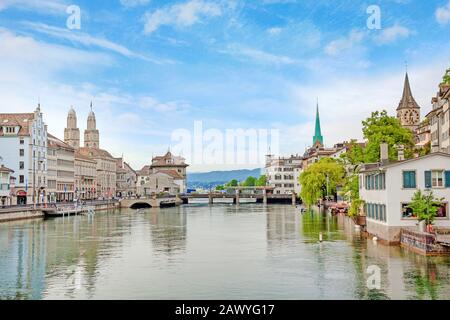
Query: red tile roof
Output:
[[0, 113, 34, 137]]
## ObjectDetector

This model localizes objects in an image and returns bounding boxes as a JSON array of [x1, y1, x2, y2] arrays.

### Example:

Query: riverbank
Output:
[[0, 201, 118, 223]]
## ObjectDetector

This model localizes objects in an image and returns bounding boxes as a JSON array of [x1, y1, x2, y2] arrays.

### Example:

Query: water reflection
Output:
[[0, 205, 450, 299], [147, 207, 187, 256]]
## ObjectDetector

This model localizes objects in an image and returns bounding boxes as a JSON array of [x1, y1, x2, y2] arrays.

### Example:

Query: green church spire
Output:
[[313, 100, 323, 147]]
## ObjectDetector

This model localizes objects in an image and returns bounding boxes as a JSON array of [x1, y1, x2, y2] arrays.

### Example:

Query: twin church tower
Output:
[[64, 103, 100, 150]]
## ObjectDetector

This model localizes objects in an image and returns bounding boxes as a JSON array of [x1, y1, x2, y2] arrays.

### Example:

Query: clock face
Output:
[[402, 110, 410, 123], [410, 110, 419, 124], [401, 110, 419, 125]]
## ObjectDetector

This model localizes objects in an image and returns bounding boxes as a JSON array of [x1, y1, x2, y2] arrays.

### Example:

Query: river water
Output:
[[1, 203, 450, 300]]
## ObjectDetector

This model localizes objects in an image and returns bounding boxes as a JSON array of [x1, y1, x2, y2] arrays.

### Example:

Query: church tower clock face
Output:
[[402, 110, 410, 125], [410, 110, 419, 124]]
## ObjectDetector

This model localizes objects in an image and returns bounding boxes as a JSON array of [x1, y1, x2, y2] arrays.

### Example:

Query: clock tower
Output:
[[396, 72, 421, 131]]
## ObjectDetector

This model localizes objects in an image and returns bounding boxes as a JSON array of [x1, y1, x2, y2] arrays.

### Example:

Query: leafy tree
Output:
[[340, 140, 365, 165], [299, 158, 345, 207], [216, 185, 224, 191], [442, 68, 450, 85], [242, 176, 257, 187], [362, 110, 414, 163], [225, 179, 238, 187], [255, 175, 267, 187], [408, 190, 443, 225]]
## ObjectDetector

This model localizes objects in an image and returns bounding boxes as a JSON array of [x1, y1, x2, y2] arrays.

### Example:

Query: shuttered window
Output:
[[403, 171, 416, 189], [445, 171, 450, 188], [425, 171, 432, 189]]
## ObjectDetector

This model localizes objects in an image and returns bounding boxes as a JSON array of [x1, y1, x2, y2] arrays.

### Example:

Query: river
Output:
[[1, 203, 450, 300]]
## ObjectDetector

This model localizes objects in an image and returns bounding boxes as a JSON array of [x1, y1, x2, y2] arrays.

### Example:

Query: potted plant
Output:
[[408, 190, 443, 233]]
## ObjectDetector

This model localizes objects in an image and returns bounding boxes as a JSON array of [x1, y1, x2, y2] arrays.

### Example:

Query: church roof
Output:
[[78, 147, 114, 160], [397, 73, 420, 111], [312, 103, 324, 147]]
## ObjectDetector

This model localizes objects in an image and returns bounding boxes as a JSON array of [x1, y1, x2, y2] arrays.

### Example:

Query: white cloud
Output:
[[143, 0, 222, 34], [324, 30, 366, 56], [120, 0, 151, 7], [0, 28, 110, 77], [436, 1, 450, 25], [138, 96, 191, 113], [375, 24, 412, 45], [0, 0, 68, 14], [23, 22, 174, 64], [267, 27, 282, 36], [222, 44, 296, 65]]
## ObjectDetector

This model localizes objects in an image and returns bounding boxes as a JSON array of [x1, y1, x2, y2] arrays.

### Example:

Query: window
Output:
[[19, 161, 24, 170], [20, 139, 24, 145], [19, 149, 24, 157], [403, 171, 416, 189], [432, 170, 444, 188], [19, 175, 24, 184], [402, 202, 448, 219]]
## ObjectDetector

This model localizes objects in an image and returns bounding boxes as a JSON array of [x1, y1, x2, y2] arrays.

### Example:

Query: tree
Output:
[[408, 190, 443, 225], [299, 158, 345, 207], [340, 140, 365, 165], [362, 110, 414, 163], [442, 68, 450, 85], [225, 179, 238, 187], [242, 176, 257, 187], [255, 175, 267, 187], [216, 185, 224, 191]]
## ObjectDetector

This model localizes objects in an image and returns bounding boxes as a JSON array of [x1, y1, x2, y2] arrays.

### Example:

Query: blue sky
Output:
[[0, 0, 449, 172]]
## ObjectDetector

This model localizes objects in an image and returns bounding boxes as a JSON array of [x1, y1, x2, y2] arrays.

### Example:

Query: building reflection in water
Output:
[[338, 214, 450, 300], [43, 212, 131, 299], [148, 207, 187, 256], [0, 220, 46, 300]]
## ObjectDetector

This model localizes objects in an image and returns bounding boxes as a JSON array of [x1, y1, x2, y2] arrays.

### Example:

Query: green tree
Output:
[[442, 68, 450, 85], [225, 179, 238, 187], [408, 190, 443, 225], [216, 185, 224, 191], [362, 110, 414, 163], [255, 175, 267, 187], [242, 176, 257, 187], [340, 140, 365, 165], [299, 158, 345, 207]]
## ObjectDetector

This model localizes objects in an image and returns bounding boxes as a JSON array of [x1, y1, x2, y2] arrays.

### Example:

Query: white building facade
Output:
[[0, 165, 14, 206], [359, 152, 450, 243], [0, 106, 48, 205], [265, 155, 302, 195]]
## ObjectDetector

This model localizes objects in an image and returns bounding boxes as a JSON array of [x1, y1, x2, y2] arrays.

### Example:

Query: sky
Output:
[[0, 0, 449, 172]]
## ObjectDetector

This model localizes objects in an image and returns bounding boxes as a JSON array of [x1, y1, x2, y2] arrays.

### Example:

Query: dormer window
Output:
[[4, 126, 16, 134]]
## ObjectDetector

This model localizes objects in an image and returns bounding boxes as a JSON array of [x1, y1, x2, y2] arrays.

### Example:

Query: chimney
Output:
[[397, 145, 405, 161], [380, 143, 389, 164]]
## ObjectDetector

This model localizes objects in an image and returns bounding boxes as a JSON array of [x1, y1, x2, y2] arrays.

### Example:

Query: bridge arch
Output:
[[130, 202, 152, 209]]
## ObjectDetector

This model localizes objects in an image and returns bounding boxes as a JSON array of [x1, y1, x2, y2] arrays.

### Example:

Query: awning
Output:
[[17, 191, 27, 196]]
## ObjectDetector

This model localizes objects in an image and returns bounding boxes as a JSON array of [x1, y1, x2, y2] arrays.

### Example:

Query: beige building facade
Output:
[[115, 157, 137, 198], [74, 151, 97, 200], [47, 134, 75, 202], [428, 83, 450, 154]]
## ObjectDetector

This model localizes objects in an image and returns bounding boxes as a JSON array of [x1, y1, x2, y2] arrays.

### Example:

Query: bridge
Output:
[[120, 196, 183, 209], [180, 187, 299, 205]]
